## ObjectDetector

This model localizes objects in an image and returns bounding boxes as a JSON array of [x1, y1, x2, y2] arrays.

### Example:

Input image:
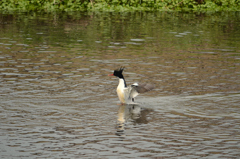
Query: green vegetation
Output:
[[0, 0, 239, 12]]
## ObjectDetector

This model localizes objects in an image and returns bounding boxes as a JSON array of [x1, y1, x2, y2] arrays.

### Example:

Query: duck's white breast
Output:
[[116, 79, 126, 103]]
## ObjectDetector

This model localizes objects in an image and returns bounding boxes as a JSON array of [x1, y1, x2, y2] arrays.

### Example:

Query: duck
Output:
[[109, 67, 154, 104]]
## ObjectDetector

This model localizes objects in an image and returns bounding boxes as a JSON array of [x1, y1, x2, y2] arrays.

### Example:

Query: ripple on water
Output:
[[130, 39, 145, 42]]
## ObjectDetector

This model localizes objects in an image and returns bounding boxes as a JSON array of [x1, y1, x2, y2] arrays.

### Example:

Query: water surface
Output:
[[0, 12, 240, 158]]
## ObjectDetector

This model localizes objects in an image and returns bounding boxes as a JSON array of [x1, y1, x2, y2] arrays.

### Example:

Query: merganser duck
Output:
[[109, 67, 154, 104]]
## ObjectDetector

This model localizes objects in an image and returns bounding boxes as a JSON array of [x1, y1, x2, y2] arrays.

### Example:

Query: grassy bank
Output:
[[0, 0, 240, 12]]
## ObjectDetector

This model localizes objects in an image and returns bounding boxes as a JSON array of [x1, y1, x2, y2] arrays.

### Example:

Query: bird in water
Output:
[[109, 67, 154, 104]]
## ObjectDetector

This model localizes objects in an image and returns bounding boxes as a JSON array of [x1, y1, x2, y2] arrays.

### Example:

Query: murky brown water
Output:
[[0, 12, 240, 158]]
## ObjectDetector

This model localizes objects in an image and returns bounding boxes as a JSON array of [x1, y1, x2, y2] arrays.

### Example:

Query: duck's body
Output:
[[117, 78, 127, 104], [109, 67, 154, 104]]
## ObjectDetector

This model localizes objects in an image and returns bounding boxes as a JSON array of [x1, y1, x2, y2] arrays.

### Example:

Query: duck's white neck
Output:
[[118, 78, 126, 89]]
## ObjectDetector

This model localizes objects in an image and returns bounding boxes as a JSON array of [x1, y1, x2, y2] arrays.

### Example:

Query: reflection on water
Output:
[[0, 12, 240, 158], [116, 105, 153, 137]]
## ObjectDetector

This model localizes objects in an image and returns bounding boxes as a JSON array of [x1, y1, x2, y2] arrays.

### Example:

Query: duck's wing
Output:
[[128, 83, 154, 99]]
